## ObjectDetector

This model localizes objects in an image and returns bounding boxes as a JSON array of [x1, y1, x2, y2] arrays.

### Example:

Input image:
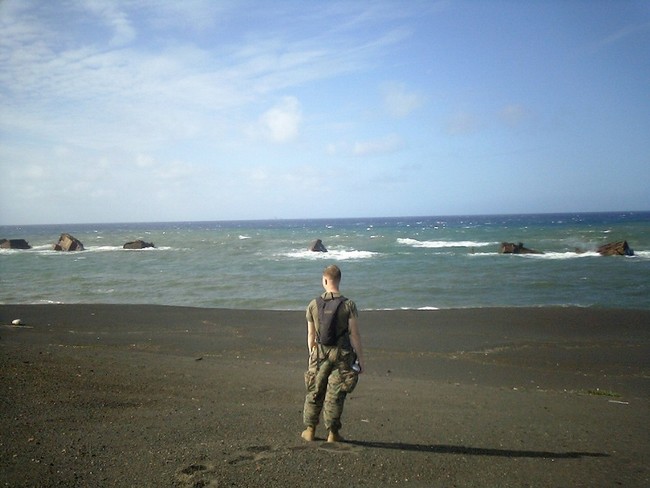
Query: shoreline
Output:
[[3, 301, 650, 311], [1, 304, 649, 486]]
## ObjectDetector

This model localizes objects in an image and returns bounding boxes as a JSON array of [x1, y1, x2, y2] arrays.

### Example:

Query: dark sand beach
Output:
[[1, 304, 649, 487]]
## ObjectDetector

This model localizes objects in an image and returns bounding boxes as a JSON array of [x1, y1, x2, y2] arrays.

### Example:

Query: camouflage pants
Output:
[[303, 344, 359, 432]]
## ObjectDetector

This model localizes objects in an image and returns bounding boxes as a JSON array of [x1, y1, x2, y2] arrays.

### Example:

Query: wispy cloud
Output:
[[589, 21, 650, 51], [0, 1, 422, 222], [0, 2, 408, 152], [81, 0, 136, 47]]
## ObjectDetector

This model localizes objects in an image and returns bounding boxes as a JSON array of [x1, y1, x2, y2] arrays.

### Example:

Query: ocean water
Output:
[[1, 212, 649, 311]]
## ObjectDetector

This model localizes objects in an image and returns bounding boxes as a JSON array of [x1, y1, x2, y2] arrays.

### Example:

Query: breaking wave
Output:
[[398, 238, 496, 248], [279, 249, 379, 260], [0, 245, 173, 255]]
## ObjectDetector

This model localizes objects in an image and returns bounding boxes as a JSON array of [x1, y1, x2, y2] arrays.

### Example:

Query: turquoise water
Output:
[[1, 212, 649, 310]]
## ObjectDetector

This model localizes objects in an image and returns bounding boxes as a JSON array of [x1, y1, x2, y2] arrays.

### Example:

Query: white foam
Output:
[[519, 251, 601, 260], [32, 244, 53, 251], [88, 245, 124, 252], [280, 249, 379, 260], [0, 244, 53, 253], [397, 238, 496, 248], [632, 250, 650, 259], [94, 288, 115, 295], [12, 245, 175, 255]]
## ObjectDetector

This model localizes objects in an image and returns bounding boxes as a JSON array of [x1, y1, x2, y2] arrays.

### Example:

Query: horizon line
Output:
[[1, 209, 649, 228]]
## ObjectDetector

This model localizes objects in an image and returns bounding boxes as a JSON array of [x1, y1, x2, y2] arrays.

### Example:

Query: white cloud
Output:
[[248, 167, 270, 182], [500, 104, 531, 127], [326, 134, 405, 157], [24, 164, 47, 179], [381, 82, 424, 118], [353, 134, 404, 157], [3, 1, 644, 223], [135, 154, 155, 168], [445, 111, 481, 135], [1, 5, 399, 154], [153, 160, 195, 181], [256, 96, 302, 143]]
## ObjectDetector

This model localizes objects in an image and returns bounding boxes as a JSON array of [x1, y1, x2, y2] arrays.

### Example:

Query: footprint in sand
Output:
[[317, 442, 364, 454], [227, 445, 274, 465], [176, 442, 364, 486]]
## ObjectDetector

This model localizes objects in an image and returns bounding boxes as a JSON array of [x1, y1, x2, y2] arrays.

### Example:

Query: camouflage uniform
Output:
[[303, 292, 359, 432]]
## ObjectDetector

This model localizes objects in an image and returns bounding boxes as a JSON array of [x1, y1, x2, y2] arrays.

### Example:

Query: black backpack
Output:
[[316, 295, 347, 346]]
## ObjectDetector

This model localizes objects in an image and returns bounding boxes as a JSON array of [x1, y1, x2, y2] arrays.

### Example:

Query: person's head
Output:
[[322, 264, 341, 291]]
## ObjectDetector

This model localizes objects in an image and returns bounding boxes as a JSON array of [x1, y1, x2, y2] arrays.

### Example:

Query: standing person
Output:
[[301, 264, 364, 442]]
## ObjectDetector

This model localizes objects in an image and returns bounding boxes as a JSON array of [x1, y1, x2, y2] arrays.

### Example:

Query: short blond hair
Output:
[[323, 264, 341, 283]]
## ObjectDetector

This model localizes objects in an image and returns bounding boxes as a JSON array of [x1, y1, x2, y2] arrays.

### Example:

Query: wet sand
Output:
[[1, 304, 649, 487]]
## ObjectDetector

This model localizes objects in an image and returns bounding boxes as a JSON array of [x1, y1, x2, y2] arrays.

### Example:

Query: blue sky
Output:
[[1, 0, 649, 225]]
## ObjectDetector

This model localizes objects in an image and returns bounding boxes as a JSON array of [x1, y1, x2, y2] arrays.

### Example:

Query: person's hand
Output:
[[353, 359, 363, 374]]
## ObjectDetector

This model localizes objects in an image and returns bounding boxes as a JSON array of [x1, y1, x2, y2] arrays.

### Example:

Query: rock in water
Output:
[[499, 242, 543, 254], [597, 241, 634, 256], [0, 239, 31, 249], [53, 233, 85, 251], [123, 240, 155, 249], [309, 239, 328, 252]]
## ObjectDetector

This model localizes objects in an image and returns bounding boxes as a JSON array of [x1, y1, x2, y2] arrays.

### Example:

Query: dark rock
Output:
[[309, 239, 328, 252], [123, 240, 155, 250], [597, 241, 634, 256], [53, 233, 84, 251], [0, 238, 31, 249], [499, 242, 543, 254]]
